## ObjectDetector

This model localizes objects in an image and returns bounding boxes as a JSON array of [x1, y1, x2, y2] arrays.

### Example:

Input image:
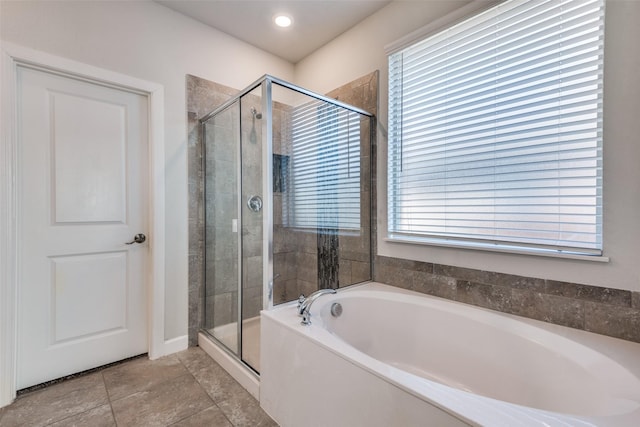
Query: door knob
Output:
[[125, 233, 146, 245]]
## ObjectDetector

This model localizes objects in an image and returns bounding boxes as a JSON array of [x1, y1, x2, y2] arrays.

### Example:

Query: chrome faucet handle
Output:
[[301, 311, 312, 326], [297, 294, 306, 315], [297, 294, 306, 314]]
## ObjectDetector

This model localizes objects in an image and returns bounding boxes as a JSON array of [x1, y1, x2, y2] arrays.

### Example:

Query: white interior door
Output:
[[16, 66, 149, 389]]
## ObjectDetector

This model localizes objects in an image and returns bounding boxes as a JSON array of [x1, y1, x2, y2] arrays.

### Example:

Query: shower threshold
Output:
[[198, 317, 261, 399]]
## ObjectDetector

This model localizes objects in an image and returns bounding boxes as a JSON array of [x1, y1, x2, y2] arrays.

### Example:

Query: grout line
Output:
[[40, 404, 108, 427], [213, 400, 236, 427], [191, 379, 237, 425], [171, 350, 237, 427], [103, 352, 198, 405], [39, 373, 111, 427], [102, 370, 119, 426], [185, 347, 276, 426]]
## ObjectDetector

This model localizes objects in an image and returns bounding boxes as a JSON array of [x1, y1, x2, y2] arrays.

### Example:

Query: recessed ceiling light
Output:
[[274, 14, 293, 28]]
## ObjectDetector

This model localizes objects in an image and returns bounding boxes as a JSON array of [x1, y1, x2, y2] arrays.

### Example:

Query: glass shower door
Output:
[[203, 101, 241, 355], [202, 87, 265, 374]]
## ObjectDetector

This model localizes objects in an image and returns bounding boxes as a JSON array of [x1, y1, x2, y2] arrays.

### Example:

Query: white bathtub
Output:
[[260, 282, 640, 426]]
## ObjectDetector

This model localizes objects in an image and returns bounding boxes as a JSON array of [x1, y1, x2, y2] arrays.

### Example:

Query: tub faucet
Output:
[[298, 288, 337, 326]]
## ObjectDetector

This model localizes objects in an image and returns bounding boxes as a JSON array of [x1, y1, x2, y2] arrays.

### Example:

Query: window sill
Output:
[[384, 235, 610, 263]]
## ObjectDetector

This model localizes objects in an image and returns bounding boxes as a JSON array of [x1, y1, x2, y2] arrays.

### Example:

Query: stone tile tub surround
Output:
[[374, 255, 640, 343]]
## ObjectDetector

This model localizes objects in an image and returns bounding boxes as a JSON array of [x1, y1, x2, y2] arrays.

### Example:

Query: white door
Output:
[[16, 66, 149, 389]]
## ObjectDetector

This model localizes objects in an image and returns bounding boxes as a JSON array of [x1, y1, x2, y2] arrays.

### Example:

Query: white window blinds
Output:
[[287, 101, 361, 230], [388, 0, 604, 255]]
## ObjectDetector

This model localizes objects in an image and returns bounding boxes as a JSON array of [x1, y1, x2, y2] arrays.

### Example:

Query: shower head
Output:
[[251, 107, 262, 120]]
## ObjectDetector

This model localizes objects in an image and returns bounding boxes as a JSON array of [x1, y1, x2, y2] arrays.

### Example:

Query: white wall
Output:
[[0, 0, 294, 341], [296, 0, 640, 292]]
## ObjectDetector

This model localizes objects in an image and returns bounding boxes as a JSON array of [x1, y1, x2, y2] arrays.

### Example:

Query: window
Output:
[[388, 0, 604, 255], [287, 100, 361, 230]]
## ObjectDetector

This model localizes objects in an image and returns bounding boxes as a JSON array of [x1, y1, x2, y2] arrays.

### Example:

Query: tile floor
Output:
[[0, 347, 277, 427]]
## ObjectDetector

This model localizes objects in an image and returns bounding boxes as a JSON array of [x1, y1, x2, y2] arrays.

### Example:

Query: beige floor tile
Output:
[[216, 387, 277, 427], [1, 346, 279, 427], [0, 372, 108, 427], [111, 373, 213, 427], [177, 348, 247, 403], [170, 405, 232, 427], [102, 354, 189, 401], [47, 404, 115, 427], [178, 347, 277, 426], [218, 391, 278, 427], [175, 346, 213, 372]]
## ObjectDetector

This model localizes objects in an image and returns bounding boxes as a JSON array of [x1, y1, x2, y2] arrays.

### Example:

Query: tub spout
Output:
[[298, 288, 337, 326]]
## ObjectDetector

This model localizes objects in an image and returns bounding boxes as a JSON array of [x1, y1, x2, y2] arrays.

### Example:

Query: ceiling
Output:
[[156, 0, 392, 63]]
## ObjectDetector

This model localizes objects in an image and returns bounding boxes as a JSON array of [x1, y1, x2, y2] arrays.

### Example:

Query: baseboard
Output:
[[159, 335, 188, 358], [0, 384, 15, 409]]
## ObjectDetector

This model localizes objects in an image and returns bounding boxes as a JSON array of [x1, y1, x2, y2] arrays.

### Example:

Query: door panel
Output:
[[17, 66, 149, 389], [52, 92, 127, 223], [51, 252, 128, 343]]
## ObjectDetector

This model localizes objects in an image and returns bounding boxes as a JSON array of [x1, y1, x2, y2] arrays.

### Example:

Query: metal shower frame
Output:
[[199, 74, 374, 373]]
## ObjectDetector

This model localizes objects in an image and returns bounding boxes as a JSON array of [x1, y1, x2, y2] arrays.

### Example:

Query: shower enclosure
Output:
[[199, 75, 373, 375]]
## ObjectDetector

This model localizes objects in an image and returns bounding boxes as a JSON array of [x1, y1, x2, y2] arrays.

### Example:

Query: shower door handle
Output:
[[247, 195, 263, 212]]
